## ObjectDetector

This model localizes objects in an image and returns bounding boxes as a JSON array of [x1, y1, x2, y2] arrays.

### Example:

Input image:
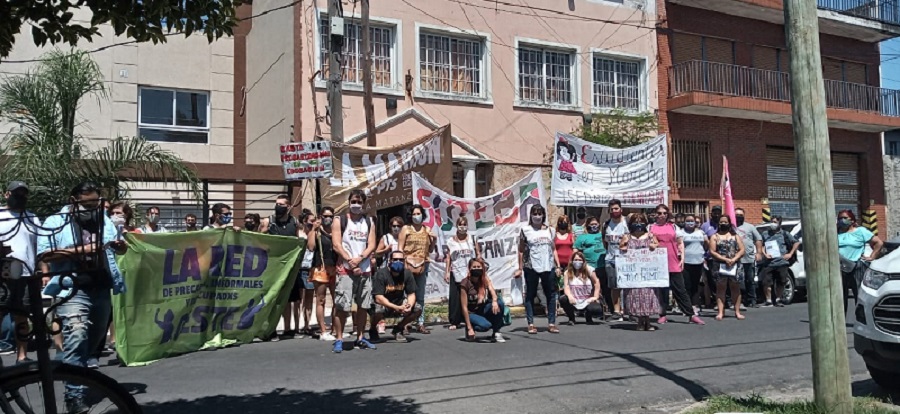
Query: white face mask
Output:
[[572, 260, 584, 270], [111, 215, 126, 226], [349, 203, 363, 215], [412, 214, 423, 224], [531, 215, 543, 225], [457, 227, 467, 235]]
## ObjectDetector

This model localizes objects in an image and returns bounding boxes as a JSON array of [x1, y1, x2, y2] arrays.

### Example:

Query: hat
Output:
[[6, 181, 28, 192], [711, 205, 723, 212]]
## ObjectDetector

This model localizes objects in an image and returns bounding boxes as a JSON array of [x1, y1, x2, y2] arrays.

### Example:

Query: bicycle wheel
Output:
[[0, 363, 141, 414]]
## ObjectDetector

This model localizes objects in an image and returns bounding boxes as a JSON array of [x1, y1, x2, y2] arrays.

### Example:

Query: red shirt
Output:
[[554, 231, 575, 267]]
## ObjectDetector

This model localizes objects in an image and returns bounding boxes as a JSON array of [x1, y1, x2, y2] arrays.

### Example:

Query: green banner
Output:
[[113, 229, 304, 366]]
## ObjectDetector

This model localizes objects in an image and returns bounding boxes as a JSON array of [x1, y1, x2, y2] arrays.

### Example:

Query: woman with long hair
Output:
[[517, 204, 560, 334], [837, 209, 883, 312], [554, 214, 576, 295], [445, 216, 481, 330], [650, 204, 704, 325], [376, 216, 404, 266], [460, 258, 506, 343], [708, 214, 746, 321], [559, 251, 604, 325], [312, 206, 339, 341], [619, 213, 661, 332], [108, 202, 140, 234], [398, 204, 435, 334]]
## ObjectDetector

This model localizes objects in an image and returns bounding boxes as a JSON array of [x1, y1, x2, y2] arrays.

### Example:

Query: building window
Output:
[[592, 55, 642, 111], [138, 87, 209, 144], [319, 16, 395, 88], [671, 140, 712, 189], [517, 45, 576, 106], [888, 138, 900, 156], [452, 163, 489, 197], [673, 201, 709, 221], [419, 31, 484, 98]]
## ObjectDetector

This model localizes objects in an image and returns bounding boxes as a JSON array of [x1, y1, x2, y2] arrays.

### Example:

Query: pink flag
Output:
[[720, 155, 737, 226]]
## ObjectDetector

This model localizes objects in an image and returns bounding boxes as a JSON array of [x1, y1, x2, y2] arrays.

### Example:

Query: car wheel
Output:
[[867, 364, 900, 391], [781, 274, 795, 305]]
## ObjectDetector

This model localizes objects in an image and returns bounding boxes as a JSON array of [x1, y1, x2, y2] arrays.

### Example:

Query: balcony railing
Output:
[[817, 0, 900, 26], [669, 60, 900, 117]]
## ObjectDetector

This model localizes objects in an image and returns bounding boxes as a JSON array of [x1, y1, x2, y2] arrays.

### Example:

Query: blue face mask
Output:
[[218, 214, 233, 225], [389, 261, 405, 274]]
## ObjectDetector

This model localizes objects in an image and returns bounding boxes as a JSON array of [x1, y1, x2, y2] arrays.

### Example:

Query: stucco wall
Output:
[[885, 155, 900, 238]]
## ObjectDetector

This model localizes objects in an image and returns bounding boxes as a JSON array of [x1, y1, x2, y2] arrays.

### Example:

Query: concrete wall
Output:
[[885, 155, 900, 238]]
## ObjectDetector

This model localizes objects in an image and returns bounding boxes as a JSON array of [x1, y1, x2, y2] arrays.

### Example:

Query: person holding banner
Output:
[[460, 258, 506, 343], [559, 251, 604, 325], [650, 205, 704, 326], [708, 215, 746, 321], [517, 205, 560, 335], [604, 199, 629, 321], [618, 213, 661, 332], [445, 216, 481, 330], [204, 203, 234, 230], [398, 204, 435, 334]]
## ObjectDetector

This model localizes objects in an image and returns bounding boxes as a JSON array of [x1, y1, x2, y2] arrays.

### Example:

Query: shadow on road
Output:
[[141, 388, 424, 414], [853, 378, 900, 405]]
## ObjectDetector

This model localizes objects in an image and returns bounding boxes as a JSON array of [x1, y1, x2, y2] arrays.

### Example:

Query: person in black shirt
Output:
[[369, 250, 421, 343], [313, 206, 338, 341], [461, 258, 506, 343]]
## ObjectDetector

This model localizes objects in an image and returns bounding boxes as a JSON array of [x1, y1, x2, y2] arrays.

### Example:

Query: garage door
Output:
[[766, 147, 860, 219]]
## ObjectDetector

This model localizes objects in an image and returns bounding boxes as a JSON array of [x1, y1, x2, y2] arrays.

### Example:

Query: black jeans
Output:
[[684, 263, 704, 304], [741, 263, 757, 305], [524, 268, 557, 325], [559, 295, 604, 323], [841, 261, 866, 313], [448, 276, 463, 326], [659, 272, 695, 317]]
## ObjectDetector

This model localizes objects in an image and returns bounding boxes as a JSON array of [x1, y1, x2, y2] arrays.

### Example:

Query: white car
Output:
[[853, 237, 900, 391], [755, 220, 806, 304]]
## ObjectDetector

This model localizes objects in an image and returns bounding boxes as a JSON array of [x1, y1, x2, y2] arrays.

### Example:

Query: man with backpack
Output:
[[759, 215, 800, 307]]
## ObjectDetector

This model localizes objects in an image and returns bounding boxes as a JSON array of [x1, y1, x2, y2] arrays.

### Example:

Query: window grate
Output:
[[419, 32, 483, 97], [319, 17, 394, 88], [593, 56, 641, 110]]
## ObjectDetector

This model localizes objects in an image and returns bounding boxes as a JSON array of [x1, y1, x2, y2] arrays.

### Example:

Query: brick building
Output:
[[658, 0, 900, 231]]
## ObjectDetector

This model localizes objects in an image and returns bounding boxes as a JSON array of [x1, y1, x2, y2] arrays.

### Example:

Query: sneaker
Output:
[[377, 320, 387, 334], [775, 300, 785, 308], [15, 357, 34, 366], [492, 332, 506, 343], [762, 301, 774, 308], [65, 398, 90, 414], [332, 340, 343, 353], [692, 306, 701, 315], [611, 312, 624, 322], [319, 332, 337, 341], [342, 332, 351, 339], [393, 331, 408, 343], [739, 304, 747, 311], [86, 357, 99, 369], [368, 327, 381, 342], [749, 302, 759, 309], [689, 316, 706, 325], [355, 338, 377, 350], [657, 316, 668, 324], [279, 330, 296, 340], [264, 332, 280, 342]]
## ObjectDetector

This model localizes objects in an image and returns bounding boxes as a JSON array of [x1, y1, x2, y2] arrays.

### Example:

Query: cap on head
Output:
[[6, 181, 28, 193], [711, 205, 723, 212]]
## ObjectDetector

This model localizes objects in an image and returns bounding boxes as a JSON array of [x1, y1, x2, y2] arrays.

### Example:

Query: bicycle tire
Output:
[[0, 363, 141, 414]]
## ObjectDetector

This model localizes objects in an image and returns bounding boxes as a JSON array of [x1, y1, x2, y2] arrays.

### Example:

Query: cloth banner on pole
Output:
[[412, 169, 545, 300], [616, 247, 670, 288], [113, 229, 304, 366], [550, 132, 668, 208], [321, 126, 453, 213], [720, 155, 737, 225], [280, 141, 333, 180]]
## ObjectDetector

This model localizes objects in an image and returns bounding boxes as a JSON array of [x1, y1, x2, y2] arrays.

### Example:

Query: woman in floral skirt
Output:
[[619, 213, 661, 332]]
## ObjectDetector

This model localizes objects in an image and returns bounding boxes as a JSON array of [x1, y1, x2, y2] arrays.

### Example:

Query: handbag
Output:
[[839, 256, 858, 274], [310, 233, 331, 284], [406, 257, 427, 276]]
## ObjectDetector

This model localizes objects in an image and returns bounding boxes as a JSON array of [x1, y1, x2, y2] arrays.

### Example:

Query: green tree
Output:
[[0, 49, 201, 215], [0, 0, 243, 59], [571, 108, 659, 149]]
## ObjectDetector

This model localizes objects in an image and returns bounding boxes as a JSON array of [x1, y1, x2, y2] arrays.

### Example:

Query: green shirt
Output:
[[574, 232, 607, 268]]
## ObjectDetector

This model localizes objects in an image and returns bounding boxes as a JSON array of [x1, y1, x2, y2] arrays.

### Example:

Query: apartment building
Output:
[[0, 15, 289, 229], [242, 0, 659, 217], [659, 0, 900, 232]]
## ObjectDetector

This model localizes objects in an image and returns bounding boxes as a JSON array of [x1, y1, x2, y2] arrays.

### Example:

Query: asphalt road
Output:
[[87, 304, 886, 414]]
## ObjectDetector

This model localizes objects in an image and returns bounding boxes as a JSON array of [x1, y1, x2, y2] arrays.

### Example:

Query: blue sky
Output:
[[883, 38, 900, 89]]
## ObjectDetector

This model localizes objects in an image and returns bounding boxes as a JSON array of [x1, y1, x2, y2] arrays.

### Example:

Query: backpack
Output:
[[340, 214, 374, 237]]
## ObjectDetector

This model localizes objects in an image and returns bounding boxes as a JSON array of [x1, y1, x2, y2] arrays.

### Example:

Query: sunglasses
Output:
[[390, 258, 404, 263]]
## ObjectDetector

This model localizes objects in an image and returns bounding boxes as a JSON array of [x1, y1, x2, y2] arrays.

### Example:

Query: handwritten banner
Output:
[[280, 141, 333, 180], [551, 132, 668, 208], [616, 247, 670, 288], [412, 169, 545, 299], [113, 229, 303, 366]]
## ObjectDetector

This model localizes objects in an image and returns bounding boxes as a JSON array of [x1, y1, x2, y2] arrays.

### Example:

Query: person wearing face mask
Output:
[[603, 199, 628, 321], [681, 214, 709, 315], [650, 204, 704, 325], [376, 216, 405, 268], [108, 202, 139, 235], [701, 205, 723, 237], [517, 204, 560, 334], [291, 210, 318, 339], [243, 213, 261, 232], [398, 204, 436, 334], [674, 213, 686, 229], [708, 215, 746, 321], [312, 207, 339, 341], [445, 216, 482, 330], [264, 197, 303, 341], [0, 181, 42, 364], [619, 213, 661, 331], [204, 203, 235, 230], [837, 210, 882, 313], [733, 208, 764, 309], [759, 216, 800, 307], [460, 258, 506, 343], [369, 250, 422, 343], [140, 206, 169, 233], [555, 215, 576, 297], [38, 182, 127, 413], [572, 207, 588, 237], [574, 217, 606, 277], [559, 251, 604, 325], [183, 214, 199, 232]]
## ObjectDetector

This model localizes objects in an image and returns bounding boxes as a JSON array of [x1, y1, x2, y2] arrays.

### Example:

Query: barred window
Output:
[[419, 32, 484, 97], [671, 140, 712, 189], [319, 17, 394, 88], [592, 56, 642, 110], [518, 46, 575, 105]]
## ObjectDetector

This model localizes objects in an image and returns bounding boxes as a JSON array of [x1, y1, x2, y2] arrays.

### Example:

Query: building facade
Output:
[[242, 0, 659, 216], [659, 0, 900, 231]]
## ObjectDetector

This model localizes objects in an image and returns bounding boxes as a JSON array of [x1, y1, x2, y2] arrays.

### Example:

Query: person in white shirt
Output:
[[140, 206, 168, 233], [516, 204, 560, 334], [0, 181, 42, 363]]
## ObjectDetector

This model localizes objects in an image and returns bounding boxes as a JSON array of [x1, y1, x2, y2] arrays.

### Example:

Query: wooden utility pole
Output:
[[361, 0, 377, 146], [327, 0, 344, 142], [783, 1, 852, 412]]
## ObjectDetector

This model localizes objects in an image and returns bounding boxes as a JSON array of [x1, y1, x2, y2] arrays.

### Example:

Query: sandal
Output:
[[548, 325, 560, 334], [527, 325, 538, 334]]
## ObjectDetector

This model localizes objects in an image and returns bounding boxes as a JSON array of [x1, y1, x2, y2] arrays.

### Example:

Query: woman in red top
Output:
[[553, 215, 575, 294]]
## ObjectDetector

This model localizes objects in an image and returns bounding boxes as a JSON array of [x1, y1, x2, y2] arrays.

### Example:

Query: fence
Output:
[[817, 0, 900, 26]]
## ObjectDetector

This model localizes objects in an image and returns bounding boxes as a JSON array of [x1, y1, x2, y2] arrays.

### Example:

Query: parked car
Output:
[[853, 236, 900, 391], [755, 220, 806, 304]]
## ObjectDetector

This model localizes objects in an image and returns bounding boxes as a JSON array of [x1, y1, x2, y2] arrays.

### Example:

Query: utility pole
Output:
[[362, 0, 377, 146], [783, 1, 852, 413], [327, 0, 344, 143]]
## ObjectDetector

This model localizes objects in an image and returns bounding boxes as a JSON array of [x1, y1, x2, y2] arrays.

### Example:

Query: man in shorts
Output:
[[331, 189, 378, 353], [0, 181, 42, 363], [369, 250, 421, 343]]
